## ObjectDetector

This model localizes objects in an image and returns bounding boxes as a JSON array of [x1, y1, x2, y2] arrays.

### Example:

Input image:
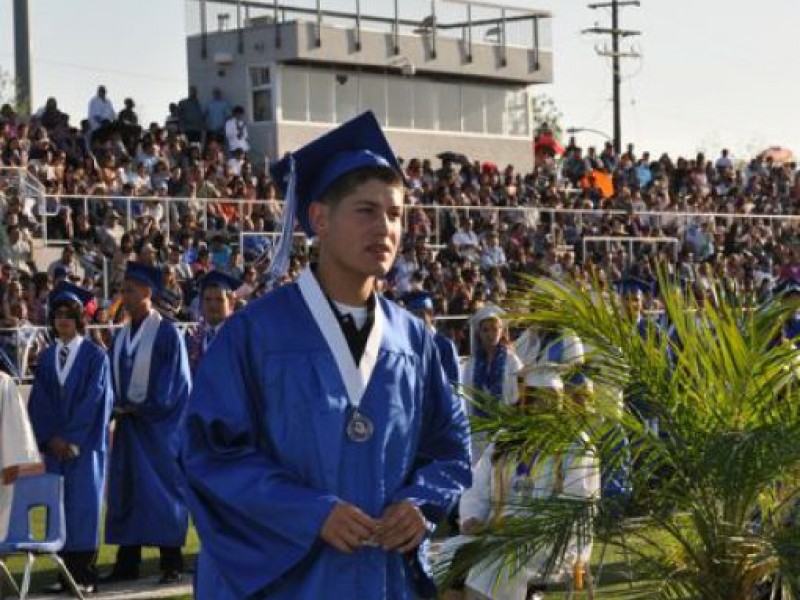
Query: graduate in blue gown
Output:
[[772, 276, 800, 348], [186, 271, 243, 374], [103, 262, 191, 585], [404, 290, 461, 385], [27, 282, 113, 593], [182, 111, 472, 600]]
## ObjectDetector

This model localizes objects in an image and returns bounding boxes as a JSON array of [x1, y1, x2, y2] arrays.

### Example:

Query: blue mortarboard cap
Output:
[[124, 261, 163, 293], [49, 281, 94, 310], [267, 111, 402, 286], [200, 271, 243, 294], [616, 276, 651, 297], [270, 111, 402, 237], [405, 291, 434, 312], [774, 276, 800, 296]]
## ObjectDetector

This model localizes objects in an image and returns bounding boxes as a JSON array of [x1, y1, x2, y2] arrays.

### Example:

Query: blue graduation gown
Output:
[[182, 282, 472, 599], [433, 332, 460, 385], [27, 340, 113, 552], [105, 319, 191, 547]]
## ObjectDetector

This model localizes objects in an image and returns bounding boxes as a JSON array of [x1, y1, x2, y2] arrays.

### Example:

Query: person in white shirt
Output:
[[87, 86, 116, 133], [452, 218, 481, 262], [480, 230, 507, 272], [392, 246, 418, 294], [224, 106, 250, 154], [0, 371, 43, 542]]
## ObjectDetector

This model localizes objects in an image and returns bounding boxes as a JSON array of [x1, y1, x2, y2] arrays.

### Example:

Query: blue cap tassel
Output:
[[265, 154, 298, 288]]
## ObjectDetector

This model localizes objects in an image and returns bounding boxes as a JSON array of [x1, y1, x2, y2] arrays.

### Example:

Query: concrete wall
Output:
[[186, 17, 553, 95]]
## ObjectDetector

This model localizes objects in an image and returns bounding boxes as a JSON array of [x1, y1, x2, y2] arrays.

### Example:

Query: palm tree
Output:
[[438, 272, 800, 600]]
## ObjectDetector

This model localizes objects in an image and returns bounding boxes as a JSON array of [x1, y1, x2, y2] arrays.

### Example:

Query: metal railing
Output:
[[0, 322, 200, 385]]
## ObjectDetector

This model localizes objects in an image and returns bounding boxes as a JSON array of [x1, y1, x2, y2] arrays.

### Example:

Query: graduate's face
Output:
[[121, 279, 152, 316], [478, 318, 503, 350], [623, 292, 643, 316], [311, 179, 404, 279], [202, 287, 233, 326], [53, 306, 79, 339]]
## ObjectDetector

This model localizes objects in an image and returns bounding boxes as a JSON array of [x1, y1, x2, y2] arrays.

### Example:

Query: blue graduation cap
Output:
[[404, 291, 434, 312], [267, 111, 402, 284], [124, 261, 163, 293], [49, 281, 94, 310], [200, 271, 243, 294], [774, 276, 800, 297], [616, 276, 651, 297]]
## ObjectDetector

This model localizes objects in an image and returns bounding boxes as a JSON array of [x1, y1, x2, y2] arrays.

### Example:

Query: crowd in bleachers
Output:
[[1, 85, 800, 375]]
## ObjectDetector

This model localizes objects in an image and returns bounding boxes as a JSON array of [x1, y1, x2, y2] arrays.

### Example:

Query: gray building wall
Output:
[[274, 122, 534, 172]]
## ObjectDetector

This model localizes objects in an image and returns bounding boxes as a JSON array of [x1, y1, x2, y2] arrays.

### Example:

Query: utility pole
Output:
[[582, 1, 641, 155], [13, 0, 32, 116]]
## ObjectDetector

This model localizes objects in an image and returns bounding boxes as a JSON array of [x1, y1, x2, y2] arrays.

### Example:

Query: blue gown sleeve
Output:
[[181, 313, 340, 598], [435, 334, 461, 386], [62, 350, 112, 450], [27, 351, 55, 451], [390, 332, 472, 523], [135, 324, 191, 422]]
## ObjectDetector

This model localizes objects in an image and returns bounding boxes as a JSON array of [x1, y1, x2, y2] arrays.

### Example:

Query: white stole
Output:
[[113, 310, 162, 404], [296, 268, 383, 410], [55, 337, 83, 387]]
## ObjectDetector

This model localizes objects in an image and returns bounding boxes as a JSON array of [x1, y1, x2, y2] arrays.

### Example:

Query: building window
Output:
[[359, 73, 387, 126], [281, 67, 308, 121], [414, 80, 438, 130], [437, 83, 461, 133], [506, 89, 529, 136], [309, 70, 335, 123], [250, 66, 274, 122], [387, 77, 414, 129], [335, 72, 359, 123], [461, 84, 485, 133]]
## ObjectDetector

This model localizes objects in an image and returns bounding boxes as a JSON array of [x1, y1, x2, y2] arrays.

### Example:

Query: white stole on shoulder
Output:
[[296, 268, 383, 410], [113, 310, 162, 404]]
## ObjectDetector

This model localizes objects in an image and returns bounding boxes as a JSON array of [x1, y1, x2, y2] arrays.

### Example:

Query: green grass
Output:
[[2, 516, 662, 599], [1, 514, 200, 595]]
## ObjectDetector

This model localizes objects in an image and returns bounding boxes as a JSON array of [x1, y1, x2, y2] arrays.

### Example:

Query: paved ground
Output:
[[24, 575, 192, 599]]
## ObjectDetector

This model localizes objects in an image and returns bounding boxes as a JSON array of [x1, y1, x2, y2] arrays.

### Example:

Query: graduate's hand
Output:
[[320, 502, 380, 554], [375, 501, 427, 553], [47, 437, 74, 461], [460, 518, 484, 535]]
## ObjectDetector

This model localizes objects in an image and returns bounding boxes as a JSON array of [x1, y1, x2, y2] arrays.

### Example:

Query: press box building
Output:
[[185, 0, 553, 170]]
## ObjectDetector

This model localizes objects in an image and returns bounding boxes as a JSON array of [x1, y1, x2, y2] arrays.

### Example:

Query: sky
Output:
[[1, 0, 799, 160]]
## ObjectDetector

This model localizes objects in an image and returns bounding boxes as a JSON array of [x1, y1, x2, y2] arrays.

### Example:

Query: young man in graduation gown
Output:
[[186, 271, 242, 373], [103, 262, 191, 585], [27, 282, 114, 593], [181, 111, 472, 600], [0, 372, 43, 541]]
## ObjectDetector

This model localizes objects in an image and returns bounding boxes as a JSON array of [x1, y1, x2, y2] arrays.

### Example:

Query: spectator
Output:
[[203, 87, 231, 144], [480, 230, 507, 272], [224, 105, 249, 154], [177, 86, 204, 144], [1, 224, 35, 275], [47, 245, 84, 281], [87, 86, 115, 143]]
